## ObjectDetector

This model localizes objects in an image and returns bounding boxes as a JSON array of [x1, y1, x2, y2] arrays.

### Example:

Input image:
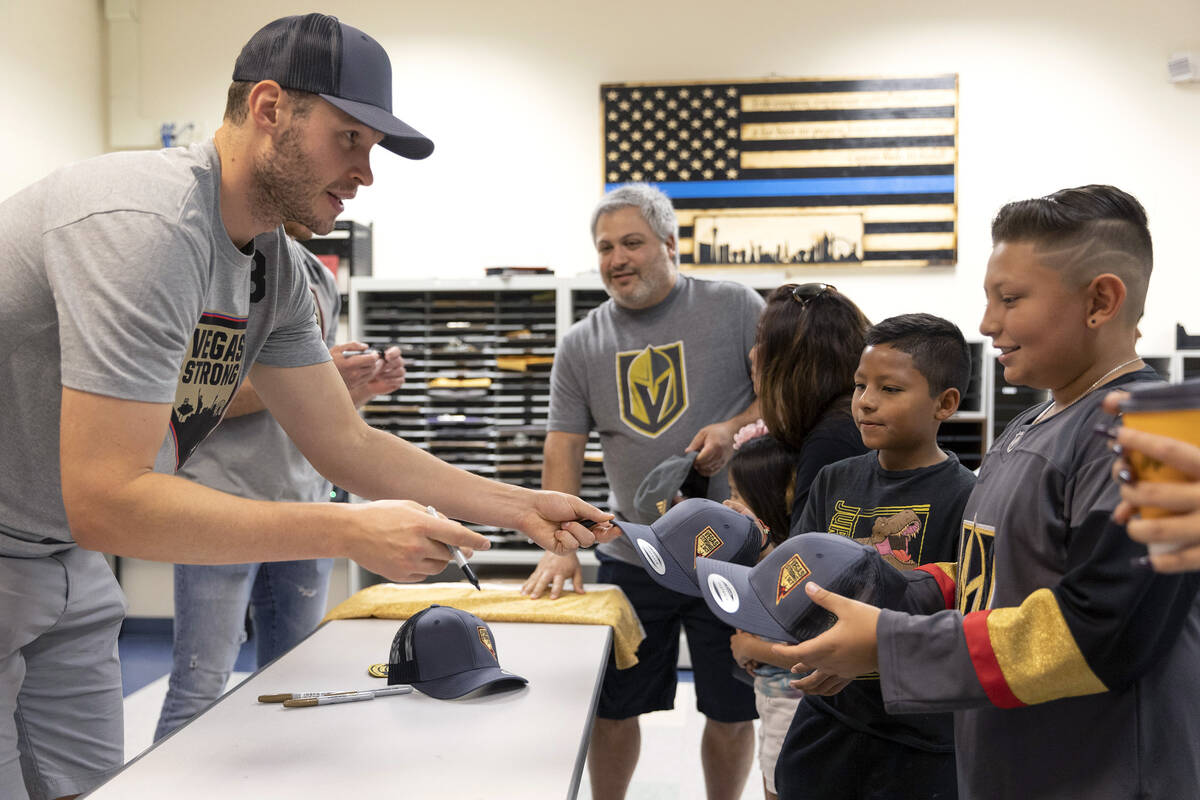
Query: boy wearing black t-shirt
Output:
[[776, 313, 977, 800]]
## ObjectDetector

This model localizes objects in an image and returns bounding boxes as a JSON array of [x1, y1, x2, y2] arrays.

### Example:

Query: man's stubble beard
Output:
[[250, 126, 330, 235], [606, 263, 676, 310]]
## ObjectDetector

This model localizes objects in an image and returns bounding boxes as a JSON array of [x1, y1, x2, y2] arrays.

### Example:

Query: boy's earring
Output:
[[1090, 318, 1097, 326]]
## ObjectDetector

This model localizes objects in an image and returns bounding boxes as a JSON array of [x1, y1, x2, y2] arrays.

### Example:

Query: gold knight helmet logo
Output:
[[617, 341, 688, 437], [477, 626, 496, 659]]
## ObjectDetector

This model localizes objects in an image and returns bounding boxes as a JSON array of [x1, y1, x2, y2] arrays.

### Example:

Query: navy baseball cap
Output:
[[621, 498, 764, 597], [233, 13, 433, 159], [386, 605, 528, 699], [697, 532, 905, 643]]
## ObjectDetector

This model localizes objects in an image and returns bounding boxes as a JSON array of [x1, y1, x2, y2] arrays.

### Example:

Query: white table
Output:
[[88, 618, 612, 799]]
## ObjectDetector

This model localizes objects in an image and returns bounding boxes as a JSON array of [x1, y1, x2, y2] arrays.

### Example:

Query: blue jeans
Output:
[[154, 559, 333, 740]]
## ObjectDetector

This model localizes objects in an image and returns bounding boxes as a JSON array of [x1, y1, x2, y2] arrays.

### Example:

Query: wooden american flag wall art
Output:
[[601, 75, 958, 268]]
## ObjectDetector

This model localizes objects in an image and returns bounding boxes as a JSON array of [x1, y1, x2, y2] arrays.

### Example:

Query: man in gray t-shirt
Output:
[[521, 184, 763, 800], [0, 15, 610, 800]]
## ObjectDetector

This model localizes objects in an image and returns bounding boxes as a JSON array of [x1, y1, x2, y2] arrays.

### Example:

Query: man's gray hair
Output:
[[590, 183, 680, 264]]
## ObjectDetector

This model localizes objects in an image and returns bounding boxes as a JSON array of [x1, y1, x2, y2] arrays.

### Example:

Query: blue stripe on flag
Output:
[[604, 175, 955, 198]]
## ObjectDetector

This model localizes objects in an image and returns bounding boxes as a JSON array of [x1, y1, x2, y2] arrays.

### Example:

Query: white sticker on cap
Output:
[[638, 540, 667, 575], [707, 574, 740, 614]]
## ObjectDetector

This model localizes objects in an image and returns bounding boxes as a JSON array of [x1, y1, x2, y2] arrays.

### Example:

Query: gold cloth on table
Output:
[[324, 583, 643, 669]]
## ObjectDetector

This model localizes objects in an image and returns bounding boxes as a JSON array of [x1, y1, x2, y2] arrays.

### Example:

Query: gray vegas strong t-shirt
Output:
[[177, 243, 340, 503], [548, 275, 762, 564], [0, 141, 330, 556]]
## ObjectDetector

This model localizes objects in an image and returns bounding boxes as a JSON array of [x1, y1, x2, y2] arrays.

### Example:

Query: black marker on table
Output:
[[426, 505, 481, 590]]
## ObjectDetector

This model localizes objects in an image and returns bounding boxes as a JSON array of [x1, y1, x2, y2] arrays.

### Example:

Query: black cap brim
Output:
[[413, 666, 528, 700], [322, 93, 434, 159]]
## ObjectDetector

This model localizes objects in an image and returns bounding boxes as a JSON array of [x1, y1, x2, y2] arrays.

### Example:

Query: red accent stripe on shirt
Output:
[[916, 563, 955, 609], [962, 610, 1026, 709]]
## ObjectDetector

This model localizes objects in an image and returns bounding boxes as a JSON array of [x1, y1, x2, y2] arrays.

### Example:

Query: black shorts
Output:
[[775, 702, 957, 800], [595, 553, 757, 723]]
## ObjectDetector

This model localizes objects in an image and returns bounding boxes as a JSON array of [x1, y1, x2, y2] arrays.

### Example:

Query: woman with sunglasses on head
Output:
[[753, 283, 872, 531]]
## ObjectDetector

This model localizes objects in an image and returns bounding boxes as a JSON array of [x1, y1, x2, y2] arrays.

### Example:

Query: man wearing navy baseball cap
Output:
[[231, 13, 433, 162], [0, 14, 613, 799]]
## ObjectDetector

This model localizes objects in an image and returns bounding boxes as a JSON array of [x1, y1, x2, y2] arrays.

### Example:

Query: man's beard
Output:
[[250, 126, 329, 235], [604, 265, 672, 309]]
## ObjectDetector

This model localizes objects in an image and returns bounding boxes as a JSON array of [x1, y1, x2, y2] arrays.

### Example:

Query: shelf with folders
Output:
[[351, 281, 562, 559], [936, 341, 988, 470], [571, 288, 617, 515]]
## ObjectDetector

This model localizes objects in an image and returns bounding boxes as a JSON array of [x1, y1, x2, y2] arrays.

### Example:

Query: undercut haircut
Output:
[[223, 81, 318, 124], [590, 183, 680, 264], [865, 313, 971, 397], [991, 184, 1153, 322]]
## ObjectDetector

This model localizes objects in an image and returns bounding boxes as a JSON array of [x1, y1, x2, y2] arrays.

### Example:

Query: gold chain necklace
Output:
[[1031, 357, 1142, 425]]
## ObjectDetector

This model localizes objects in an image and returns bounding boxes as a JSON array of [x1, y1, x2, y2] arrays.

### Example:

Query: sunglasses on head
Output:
[[790, 283, 835, 307]]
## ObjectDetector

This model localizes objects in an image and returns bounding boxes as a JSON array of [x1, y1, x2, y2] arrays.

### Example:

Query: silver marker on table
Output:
[[281, 686, 412, 708]]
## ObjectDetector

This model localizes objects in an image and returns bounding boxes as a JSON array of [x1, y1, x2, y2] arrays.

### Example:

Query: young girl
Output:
[[725, 428, 804, 800]]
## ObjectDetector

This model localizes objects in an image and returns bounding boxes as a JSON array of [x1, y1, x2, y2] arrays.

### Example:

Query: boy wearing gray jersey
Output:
[[777, 185, 1200, 798]]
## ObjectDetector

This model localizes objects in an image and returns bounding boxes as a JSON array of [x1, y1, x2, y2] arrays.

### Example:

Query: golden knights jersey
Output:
[[877, 368, 1200, 798]]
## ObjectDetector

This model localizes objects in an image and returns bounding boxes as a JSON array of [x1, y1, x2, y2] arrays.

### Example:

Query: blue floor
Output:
[[118, 618, 256, 697]]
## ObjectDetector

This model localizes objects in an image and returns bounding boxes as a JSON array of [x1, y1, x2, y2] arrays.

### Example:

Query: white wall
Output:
[[8, 0, 1200, 351], [0, 0, 106, 196]]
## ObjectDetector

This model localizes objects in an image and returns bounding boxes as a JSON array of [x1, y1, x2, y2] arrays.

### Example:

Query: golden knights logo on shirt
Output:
[[958, 519, 996, 613], [694, 526, 724, 566], [170, 311, 247, 469], [616, 341, 688, 437]]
